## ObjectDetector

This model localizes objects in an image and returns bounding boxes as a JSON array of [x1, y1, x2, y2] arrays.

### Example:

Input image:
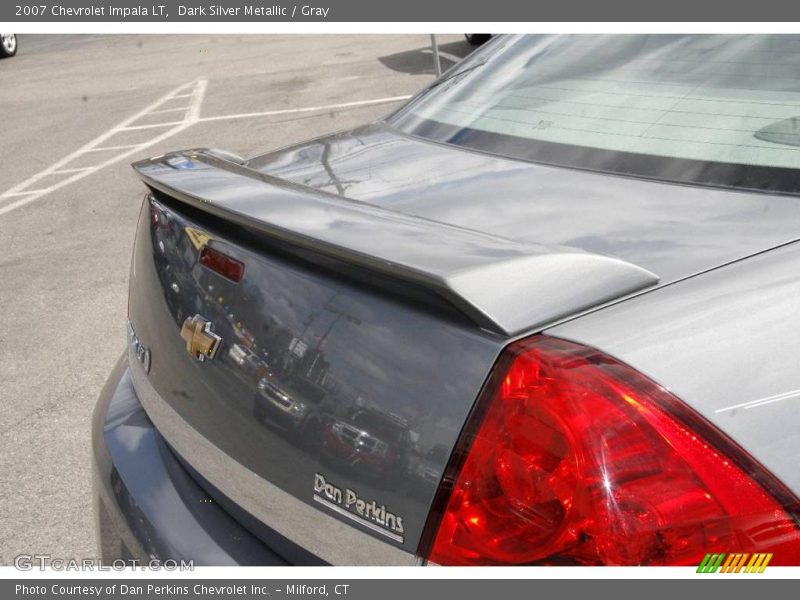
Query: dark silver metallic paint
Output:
[[97, 103, 800, 564], [249, 123, 800, 284], [548, 242, 800, 497], [93, 357, 289, 565], [127, 356, 416, 565]]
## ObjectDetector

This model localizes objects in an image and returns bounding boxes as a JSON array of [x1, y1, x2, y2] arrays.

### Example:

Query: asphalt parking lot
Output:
[[0, 33, 471, 564]]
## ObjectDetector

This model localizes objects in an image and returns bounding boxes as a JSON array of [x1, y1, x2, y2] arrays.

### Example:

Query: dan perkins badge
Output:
[[313, 473, 405, 543]]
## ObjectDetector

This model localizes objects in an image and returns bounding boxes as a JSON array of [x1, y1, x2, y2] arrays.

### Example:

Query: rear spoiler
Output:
[[133, 149, 658, 336]]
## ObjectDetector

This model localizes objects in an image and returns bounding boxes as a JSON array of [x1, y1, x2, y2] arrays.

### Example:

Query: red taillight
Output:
[[422, 336, 800, 565], [199, 246, 245, 283]]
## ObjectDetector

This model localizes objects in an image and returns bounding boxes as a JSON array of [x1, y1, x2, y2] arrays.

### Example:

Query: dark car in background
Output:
[[94, 34, 800, 566], [1, 34, 17, 58]]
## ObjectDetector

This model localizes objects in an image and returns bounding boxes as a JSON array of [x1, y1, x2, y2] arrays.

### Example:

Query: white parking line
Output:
[[196, 95, 412, 123], [85, 144, 145, 153], [123, 121, 186, 131], [0, 88, 410, 218], [150, 107, 191, 114], [3, 191, 43, 198], [49, 167, 93, 175], [0, 79, 208, 218], [422, 48, 463, 65]]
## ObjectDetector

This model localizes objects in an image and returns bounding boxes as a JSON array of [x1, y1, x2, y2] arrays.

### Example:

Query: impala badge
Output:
[[180, 315, 222, 362], [127, 320, 151, 374]]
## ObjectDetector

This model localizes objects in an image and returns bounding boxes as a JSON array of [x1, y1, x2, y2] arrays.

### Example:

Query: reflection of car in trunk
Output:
[[227, 343, 268, 381], [321, 410, 411, 483], [253, 373, 327, 438]]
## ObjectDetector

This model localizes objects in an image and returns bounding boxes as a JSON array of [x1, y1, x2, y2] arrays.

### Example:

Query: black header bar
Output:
[[2, 0, 799, 23]]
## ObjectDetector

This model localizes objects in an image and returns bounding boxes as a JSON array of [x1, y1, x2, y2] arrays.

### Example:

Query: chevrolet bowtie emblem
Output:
[[180, 315, 222, 362]]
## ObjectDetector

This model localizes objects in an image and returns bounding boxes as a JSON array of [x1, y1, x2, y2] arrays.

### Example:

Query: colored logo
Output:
[[697, 553, 773, 573], [180, 315, 223, 362]]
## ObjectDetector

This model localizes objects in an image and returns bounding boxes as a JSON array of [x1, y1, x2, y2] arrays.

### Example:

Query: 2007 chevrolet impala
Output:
[[93, 34, 800, 565]]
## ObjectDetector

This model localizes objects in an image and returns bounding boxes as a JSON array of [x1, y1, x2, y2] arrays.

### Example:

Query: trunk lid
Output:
[[248, 123, 800, 284], [126, 149, 656, 562]]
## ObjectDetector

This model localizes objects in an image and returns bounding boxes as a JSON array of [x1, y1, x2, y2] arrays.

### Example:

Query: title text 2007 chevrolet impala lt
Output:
[[93, 35, 800, 565]]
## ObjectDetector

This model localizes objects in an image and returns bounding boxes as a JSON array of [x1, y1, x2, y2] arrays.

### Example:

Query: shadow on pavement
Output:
[[377, 40, 476, 75]]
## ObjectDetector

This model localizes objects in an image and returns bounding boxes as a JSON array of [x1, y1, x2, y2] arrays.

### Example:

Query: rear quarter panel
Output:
[[547, 242, 800, 497]]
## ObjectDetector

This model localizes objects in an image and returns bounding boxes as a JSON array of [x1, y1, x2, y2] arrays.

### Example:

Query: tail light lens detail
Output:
[[199, 246, 245, 283], [422, 336, 800, 565]]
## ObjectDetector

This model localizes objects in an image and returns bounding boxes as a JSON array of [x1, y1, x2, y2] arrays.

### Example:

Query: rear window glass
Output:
[[390, 35, 800, 194]]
